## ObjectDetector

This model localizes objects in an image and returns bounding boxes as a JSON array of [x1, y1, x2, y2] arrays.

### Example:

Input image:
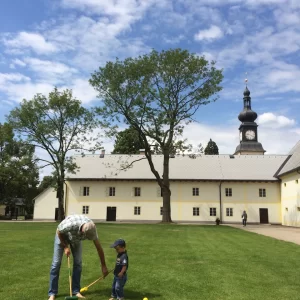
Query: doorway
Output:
[[106, 207, 117, 221], [259, 208, 269, 224]]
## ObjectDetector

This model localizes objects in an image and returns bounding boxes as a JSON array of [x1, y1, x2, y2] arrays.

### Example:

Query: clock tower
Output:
[[234, 85, 266, 155]]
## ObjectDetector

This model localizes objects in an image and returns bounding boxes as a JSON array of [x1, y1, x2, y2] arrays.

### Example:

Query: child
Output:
[[109, 239, 128, 300]]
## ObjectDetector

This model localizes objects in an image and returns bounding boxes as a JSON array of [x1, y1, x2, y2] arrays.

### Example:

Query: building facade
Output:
[[33, 87, 300, 226]]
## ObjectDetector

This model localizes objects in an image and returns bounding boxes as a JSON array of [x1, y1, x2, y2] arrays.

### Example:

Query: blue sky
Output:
[[1, 0, 300, 159]]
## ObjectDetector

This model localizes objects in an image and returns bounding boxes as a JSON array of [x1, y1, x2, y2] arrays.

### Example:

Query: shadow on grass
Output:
[[81, 288, 161, 299]]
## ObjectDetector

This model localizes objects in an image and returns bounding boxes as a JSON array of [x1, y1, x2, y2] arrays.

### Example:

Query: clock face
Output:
[[245, 130, 255, 140]]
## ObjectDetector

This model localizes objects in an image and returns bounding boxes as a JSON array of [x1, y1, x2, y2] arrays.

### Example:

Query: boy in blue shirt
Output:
[[109, 239, 128, 300]]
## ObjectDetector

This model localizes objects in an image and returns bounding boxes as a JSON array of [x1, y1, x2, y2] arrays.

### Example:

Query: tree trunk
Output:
[[162, 153, 172, 223], [57, 177, 65, 221]]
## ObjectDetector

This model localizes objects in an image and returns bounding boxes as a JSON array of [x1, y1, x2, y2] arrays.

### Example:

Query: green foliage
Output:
[[7, 88, 101, 220], [0, 123, 39, 213], [90, 48, 223, 222], [112, 126, 144, 154], [38, 175, 56, 193], [204, 138, 219, 155]]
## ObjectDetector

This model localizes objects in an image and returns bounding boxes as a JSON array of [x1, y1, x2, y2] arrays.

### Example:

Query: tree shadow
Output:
[[83, 287, 161, 299]]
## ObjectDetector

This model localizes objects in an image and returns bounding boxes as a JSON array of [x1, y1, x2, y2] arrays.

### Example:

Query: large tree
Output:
[[8, 88, 101, 221], [204, 139, 219, 155], [90, 48, 223, 222], [0, 122, 39, 214]]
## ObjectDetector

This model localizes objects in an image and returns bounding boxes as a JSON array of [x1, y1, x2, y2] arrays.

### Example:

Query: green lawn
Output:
[[1, 223, 300, 300]]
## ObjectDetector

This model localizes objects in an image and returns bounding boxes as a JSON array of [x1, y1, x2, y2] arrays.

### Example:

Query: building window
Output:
[[226, 208, 233, 217], [109, 187, 116, 196], [134, 206, 141, 215], [80, 186, 90, 196], [134, 187, 141, 197], [192, 188, 199, 196], [82, 206, 89, 214], [285, 207, 288, 211], [284, 183, 286, 187], [296, 180, 299, 184], [298, 207, 300, 212], [210, 207, 217, 216], [193, 207, 200, 216], [259, 188, 266, 197], [225, 188, 232, 197], [160, 207, 163, 215]]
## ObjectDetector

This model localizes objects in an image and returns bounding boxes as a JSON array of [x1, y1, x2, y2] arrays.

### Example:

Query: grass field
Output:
[[1, 223, 300, 300]]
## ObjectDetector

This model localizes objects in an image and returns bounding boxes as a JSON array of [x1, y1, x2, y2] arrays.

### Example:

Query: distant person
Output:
[[109, 239, 129, 300], [242, 210, 248, 227], [48, 214, 109, 300]]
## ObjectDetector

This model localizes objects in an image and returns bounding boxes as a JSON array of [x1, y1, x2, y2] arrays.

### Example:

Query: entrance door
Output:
[[106, 207, 117, 221], [259, 208, 269, 224]]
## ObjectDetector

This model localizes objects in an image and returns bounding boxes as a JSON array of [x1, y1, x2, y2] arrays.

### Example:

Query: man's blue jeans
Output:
[[48, 234, 82, 296], [111, 275, 127, 299]]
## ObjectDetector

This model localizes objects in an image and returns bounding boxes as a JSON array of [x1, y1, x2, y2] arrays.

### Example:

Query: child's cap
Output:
[[110, 238, 126, 248]]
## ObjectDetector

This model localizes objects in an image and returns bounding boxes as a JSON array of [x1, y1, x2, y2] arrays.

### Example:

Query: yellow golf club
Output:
[[80, 269, 114, 293]]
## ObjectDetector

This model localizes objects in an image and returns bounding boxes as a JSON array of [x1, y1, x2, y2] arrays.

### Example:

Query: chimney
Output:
[[100, 149, 105, 158], [139, 149, 145, 155]]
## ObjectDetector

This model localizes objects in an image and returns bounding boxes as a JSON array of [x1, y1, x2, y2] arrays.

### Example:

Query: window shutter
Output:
[[132, 187, 134, 197], [79, 186, 83, 196], [105, 187, 109, 197]]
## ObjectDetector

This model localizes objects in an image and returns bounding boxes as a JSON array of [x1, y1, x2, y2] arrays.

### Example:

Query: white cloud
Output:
[[62, 79, 99, 104], [3, 32, 57, 54], [257, 112, 296, 128], [0, 73, 30, 85], [194, 25, 223, 41]]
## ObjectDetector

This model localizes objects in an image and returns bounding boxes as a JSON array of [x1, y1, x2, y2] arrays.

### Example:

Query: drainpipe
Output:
[[64, 181, 68, 218], [219, 181, 223, 224]]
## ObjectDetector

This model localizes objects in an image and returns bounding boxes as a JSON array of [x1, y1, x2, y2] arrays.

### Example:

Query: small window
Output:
[[193, 207, 199, 216], [284, 183, 286, 187], [210, 207, 217, 216], [285, 207, 288, 211], [134, 187, 141, 197], [296, 180, 299, 184], [225, 188, 232, 197], [192, 188, 199, 196], [298, 207, 300, 212], [109, 187, 116, 196], [134, 206, 141, 215], [160, 207, 163, 216], [259, 188, 266, 197], [80, 186, 90, 196], [226, 208, 233, 217], [82, 206, 89, 214]]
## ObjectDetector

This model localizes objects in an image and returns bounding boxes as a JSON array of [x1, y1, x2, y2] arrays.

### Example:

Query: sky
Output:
[[1, 0, 300, 171]]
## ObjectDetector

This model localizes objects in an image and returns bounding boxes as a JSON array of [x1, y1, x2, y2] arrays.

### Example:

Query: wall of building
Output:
[[33, 188, 58, 220], [65, 180, 281, 223], [280, 172, 300, 226], [0, 205, 5, 216]]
